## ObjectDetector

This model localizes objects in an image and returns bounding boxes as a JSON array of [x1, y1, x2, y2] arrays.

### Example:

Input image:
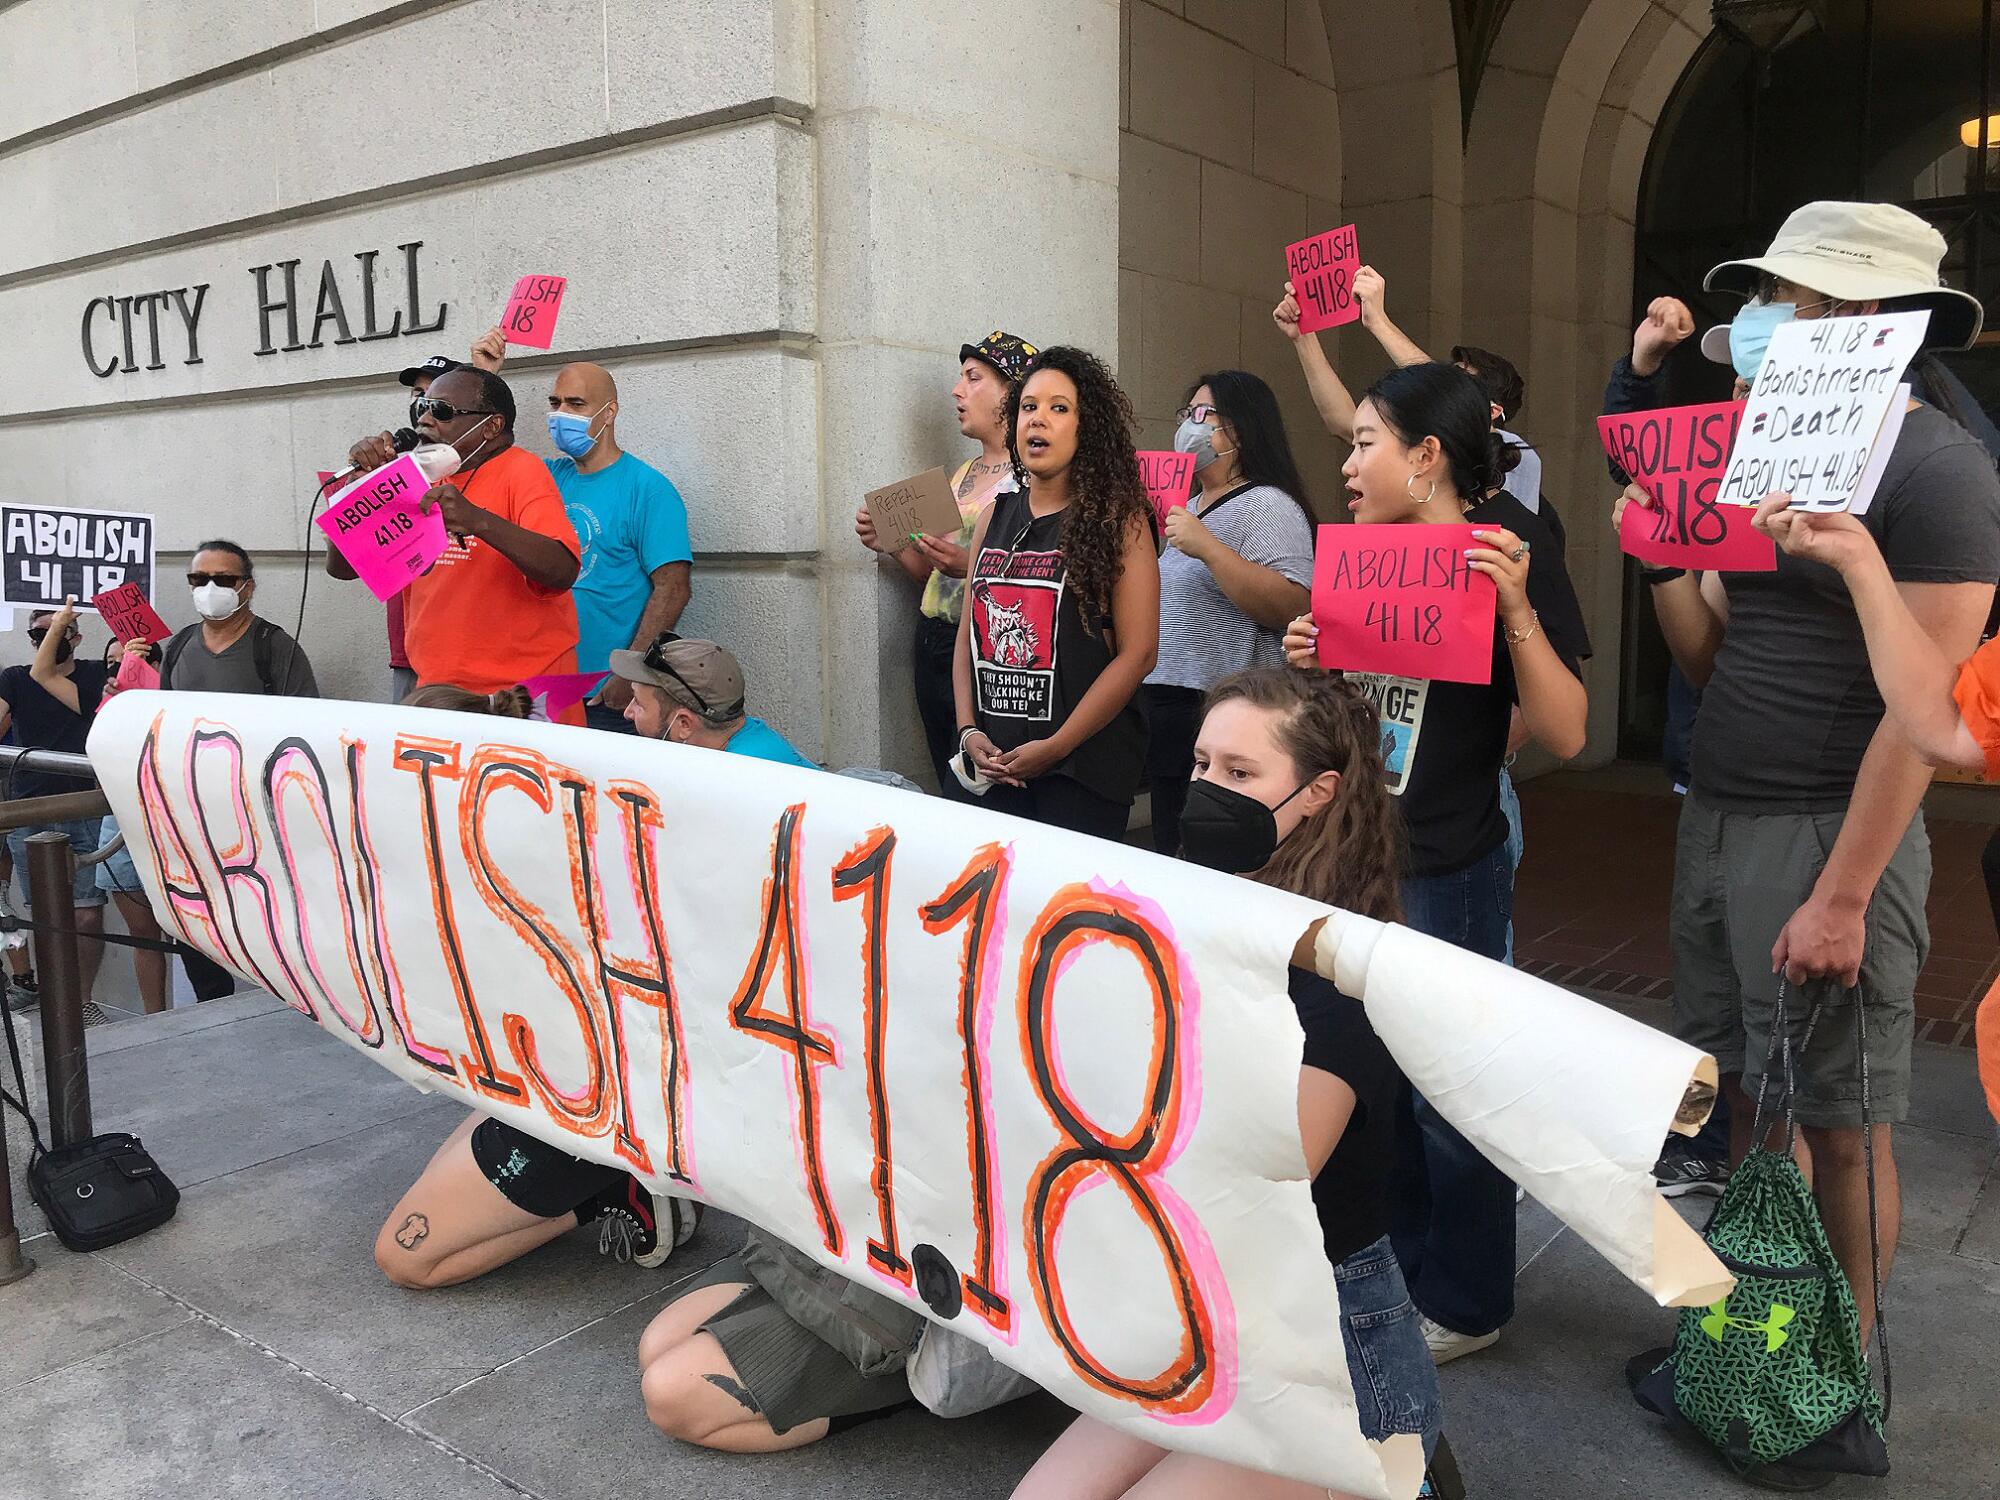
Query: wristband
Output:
[[957, 725, 981, 750], [1503, 611, 1542, 646], [1641, 566, 1687, 584]]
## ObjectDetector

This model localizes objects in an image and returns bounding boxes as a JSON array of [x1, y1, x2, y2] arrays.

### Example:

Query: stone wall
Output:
[[1118, 0, 1347, 506], [0, 0, 1120, 783]]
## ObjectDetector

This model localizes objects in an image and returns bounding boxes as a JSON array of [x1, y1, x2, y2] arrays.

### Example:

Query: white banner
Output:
[[88, 693, 1727, 1498]]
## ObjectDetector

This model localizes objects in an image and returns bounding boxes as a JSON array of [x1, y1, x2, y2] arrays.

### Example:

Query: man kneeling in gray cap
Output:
[[609, 633, 815, 768]]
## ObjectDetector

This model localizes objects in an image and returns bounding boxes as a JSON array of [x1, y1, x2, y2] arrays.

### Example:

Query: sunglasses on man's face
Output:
[[412, 396, 496, 425], [186, 572, 245, 589]]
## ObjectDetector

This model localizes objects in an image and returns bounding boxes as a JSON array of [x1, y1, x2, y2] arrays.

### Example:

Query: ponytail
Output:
[[1202, 668, 1404, 921], [489, 686, 533, 718]]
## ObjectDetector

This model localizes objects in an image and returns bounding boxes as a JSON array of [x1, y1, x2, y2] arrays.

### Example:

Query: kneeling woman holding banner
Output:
[[1284, 363, 1590, 1364], [1013, 667, 1443, 1498], [953, 346, 1160, 836]]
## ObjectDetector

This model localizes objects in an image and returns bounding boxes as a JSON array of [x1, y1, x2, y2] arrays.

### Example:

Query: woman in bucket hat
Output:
[[1620, 201, 2000, 1419]]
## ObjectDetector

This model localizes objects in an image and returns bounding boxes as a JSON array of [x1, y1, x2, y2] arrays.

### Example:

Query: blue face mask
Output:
[[1173, 417, 1230, 472], [1727, 301, 1796, 381], [547, 403, 608, 459]]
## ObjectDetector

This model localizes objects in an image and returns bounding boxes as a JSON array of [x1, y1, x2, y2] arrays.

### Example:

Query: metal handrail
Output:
[[0, 746, 96, 782]]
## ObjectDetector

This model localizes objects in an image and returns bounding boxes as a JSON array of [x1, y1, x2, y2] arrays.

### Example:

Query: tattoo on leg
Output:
[[703, 1372, 762, 1416], [394, 1212, 430, 1250]]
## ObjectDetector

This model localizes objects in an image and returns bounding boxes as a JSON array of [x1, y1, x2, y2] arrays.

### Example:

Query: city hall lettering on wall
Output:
[[78, 241, 448, 377]]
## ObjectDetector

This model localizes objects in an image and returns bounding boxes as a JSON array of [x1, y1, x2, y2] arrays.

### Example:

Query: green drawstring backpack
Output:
[[1630, 985, 1889, 1488]]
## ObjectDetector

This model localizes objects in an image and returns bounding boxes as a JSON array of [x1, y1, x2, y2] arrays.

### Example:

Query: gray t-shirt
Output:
[[160, 621, 319, 698], [1148, 483, 1315, 691], [1693, 404, 2000, 810]]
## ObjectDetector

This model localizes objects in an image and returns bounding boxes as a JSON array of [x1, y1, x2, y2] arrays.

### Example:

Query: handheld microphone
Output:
[[325, 427, 422, 486]]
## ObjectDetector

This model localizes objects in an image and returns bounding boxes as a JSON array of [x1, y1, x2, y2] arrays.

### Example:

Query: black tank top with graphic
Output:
[[967, 488, 1148, 806]]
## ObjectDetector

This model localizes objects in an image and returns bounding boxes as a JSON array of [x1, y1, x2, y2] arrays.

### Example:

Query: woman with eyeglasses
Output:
[[954, 346, 1160, 837], [1282, 361, 1590, 1367], [1144, 371, 1316, 855]]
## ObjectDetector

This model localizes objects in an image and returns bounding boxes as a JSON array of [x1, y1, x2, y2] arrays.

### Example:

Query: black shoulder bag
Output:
[[1, 999, 179, 1252]]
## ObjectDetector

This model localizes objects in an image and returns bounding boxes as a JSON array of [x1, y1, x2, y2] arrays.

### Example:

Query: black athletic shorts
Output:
[[469, 1116, 623, 1219]]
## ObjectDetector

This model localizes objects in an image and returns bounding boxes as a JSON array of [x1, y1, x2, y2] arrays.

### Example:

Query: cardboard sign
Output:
[[1284, 225, 1362, 334], [89, 692, 1727, 1497], [1717, 310, 1929, 512], [520, 670, 609, 717], [90, 581, 171, 644], [1137, 450, 1197, 528], [0, 504, 155, 612], [501, 274, 567, 349], [1597, 402, 1775, 572], [1312, 524, 1496, 685], [314, 454, 448, 602], [863, 467, 964, 548]]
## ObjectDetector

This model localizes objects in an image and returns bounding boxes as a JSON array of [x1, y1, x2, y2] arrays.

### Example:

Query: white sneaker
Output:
[[1419, 1314, 1499, 1365]]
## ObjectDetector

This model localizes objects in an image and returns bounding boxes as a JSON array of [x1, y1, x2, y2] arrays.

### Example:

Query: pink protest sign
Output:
[[1284, 225, 1362, 334], [91, 581, 169, 643], [521, 671, 609, 717], [315, 454, 448, 602], [1597, 402, 1775, 573], [1312, 524, 1496, 685], [502, 275, 567, 349], [1136, 450, 1197, 528]]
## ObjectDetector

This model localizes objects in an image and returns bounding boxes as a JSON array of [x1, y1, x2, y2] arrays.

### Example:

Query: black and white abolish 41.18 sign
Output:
[[1716, 309, 1928, 515], [0, 504, 156, 613]]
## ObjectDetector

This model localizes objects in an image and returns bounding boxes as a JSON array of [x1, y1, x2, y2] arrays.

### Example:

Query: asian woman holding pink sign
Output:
[[1283, 361, 1590, 1365]]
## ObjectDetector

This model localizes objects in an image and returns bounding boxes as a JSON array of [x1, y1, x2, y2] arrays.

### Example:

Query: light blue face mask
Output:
[[547, 403, 608, 459], [1727, 300, 1796, 381], [1173, 416, 1230, 472]]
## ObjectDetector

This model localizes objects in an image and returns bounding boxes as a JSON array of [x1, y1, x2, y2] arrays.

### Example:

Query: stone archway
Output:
[[1316, 0, 1466, 354], [1455, 0, 1714, 759]]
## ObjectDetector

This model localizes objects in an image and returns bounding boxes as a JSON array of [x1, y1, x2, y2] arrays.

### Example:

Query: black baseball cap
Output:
[[397, 354, 463, 387], [958, 331, 1039, 383]]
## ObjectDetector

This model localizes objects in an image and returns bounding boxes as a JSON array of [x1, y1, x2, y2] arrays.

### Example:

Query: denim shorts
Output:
[[6, 819, 105, 909], [93, 815, 146, 897], [1335, 1235, 1443, 1457]]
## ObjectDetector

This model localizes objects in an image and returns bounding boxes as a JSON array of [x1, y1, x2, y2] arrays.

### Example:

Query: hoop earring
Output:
[[1406, 472, 1438, 505]]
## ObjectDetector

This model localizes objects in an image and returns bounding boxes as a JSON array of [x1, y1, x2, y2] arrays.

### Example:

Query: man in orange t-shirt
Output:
[[338, 368, 583, 719]]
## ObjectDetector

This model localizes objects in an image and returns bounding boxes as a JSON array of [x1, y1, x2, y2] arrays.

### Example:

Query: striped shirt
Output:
[[1148, 483, 1315, 691]]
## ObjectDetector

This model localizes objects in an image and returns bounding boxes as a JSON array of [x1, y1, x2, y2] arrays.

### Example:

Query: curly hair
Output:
[[1003, 346, 1151, 630]]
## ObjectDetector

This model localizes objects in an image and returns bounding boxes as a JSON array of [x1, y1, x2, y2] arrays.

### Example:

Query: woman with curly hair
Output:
[[952, 346, 1160, 837]]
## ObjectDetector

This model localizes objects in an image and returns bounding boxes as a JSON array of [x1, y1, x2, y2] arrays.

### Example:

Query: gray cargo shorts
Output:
[[1670, 794, 1924, 1129]]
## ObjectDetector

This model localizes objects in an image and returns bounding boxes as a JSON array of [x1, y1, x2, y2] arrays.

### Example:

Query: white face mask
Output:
[[191, 581, 245, 622]]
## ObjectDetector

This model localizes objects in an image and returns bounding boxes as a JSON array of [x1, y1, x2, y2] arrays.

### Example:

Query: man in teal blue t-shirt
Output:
[[539, 361, 693, 732], [607, 634, 816, 768]]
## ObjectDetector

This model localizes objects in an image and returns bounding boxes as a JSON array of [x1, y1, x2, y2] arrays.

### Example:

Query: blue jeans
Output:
[[1498, 767, 1523, 965], [1394, 841, 1516, 1337], [1335, 1236, 1443, 1457], [8, 819, 105, 910]]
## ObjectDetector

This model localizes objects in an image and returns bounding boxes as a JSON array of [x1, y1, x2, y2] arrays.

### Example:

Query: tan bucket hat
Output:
[[1698, 200, 1984, 363]]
